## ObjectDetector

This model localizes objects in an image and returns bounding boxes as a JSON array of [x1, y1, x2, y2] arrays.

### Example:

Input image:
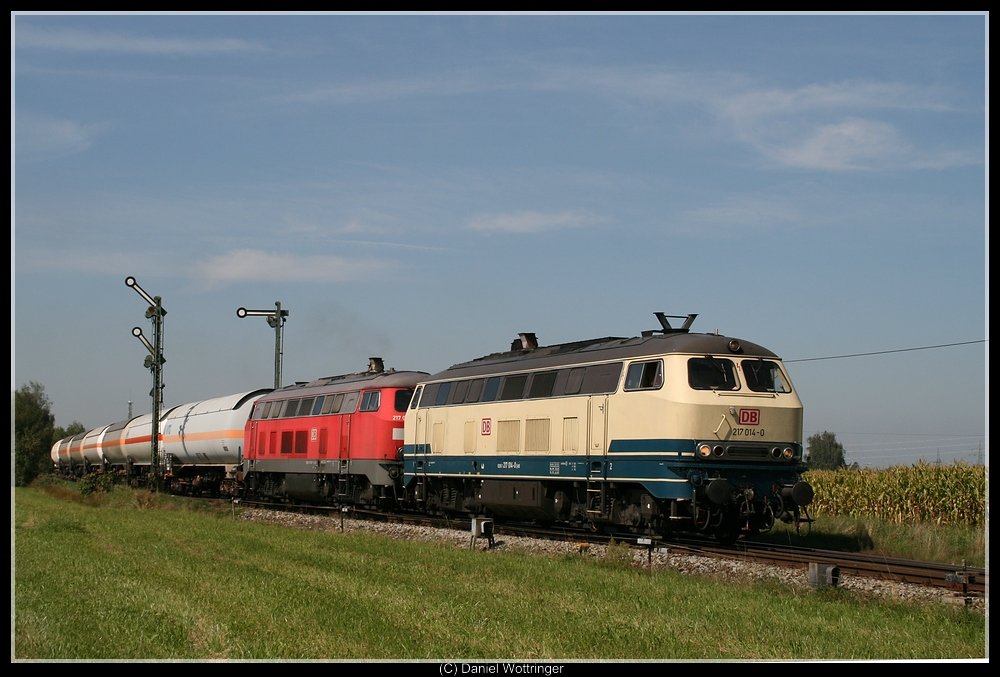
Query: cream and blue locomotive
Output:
[[402, 313, 813, 542]]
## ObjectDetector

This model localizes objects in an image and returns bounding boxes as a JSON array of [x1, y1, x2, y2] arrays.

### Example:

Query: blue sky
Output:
[[12, 12, 987, 468]]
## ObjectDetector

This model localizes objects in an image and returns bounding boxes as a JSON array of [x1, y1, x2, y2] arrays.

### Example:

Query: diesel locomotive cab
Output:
[[683, 343, 814, 540]]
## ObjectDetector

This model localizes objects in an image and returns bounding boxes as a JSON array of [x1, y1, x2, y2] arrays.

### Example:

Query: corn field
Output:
[[803, 461, 986, 526]]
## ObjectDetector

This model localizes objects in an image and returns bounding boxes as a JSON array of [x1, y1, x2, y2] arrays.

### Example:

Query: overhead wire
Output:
[[785, 339, 986, 363], [790, 338, 986, 466]]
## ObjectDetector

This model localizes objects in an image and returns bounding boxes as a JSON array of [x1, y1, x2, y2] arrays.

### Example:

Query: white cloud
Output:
[[467, 210, 598, 234], [719, 81, 953, 119], [189, 248, 393, 287], [770, 118, 910, 171], [711, 80, 975, 171]]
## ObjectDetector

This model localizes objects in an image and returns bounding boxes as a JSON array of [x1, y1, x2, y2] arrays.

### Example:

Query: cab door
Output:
[[587, 396, 608, 478]]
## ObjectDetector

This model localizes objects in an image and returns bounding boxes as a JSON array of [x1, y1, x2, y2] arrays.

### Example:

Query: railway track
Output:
[[234, 497, 987, 606], [494, 522, 986, 602]]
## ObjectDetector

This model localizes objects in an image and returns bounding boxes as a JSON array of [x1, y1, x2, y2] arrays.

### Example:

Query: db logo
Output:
[[739, 409, 760, 425], [481, 418, 492, 435]]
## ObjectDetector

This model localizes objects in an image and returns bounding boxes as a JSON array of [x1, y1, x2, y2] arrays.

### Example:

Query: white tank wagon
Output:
[[49, 439, 60, 471], [159, 388, 272, 495], [65, 432, 87, 476], [80, 424, 111, 471], [114, 411, 170, 477], [49, 436, 72, 474], [99, 417, 138, 469]]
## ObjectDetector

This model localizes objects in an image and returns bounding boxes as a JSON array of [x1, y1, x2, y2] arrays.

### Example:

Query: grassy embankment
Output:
[[13, 483, 986, 662]]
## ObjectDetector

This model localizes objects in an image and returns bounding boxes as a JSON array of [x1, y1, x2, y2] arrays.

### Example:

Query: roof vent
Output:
[[368, 357, 384, 373], [511, 332, 538, 351]]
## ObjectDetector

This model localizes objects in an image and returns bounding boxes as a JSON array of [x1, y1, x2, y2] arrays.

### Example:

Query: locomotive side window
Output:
[[741, 359, 792, 393], [420, 384, 440, 406], [297, 397, 315, 417], [360, 391, 381, 412], [481, 377, 501, 402], [341, 391, 360, 413], [330, 393, 345, 413], [528, 371, 557, 398], [465, 379, 484, 403], [450, 380, 470, 404], [311, 396, 326, 415], [625, 360, 663, 391], [499, 374, 528, 400], [435, 382, 452, 406], [688, 357, 739, 391], [579, 362, 623, 394], [280, 400, 296, 417], [409, 386, 423, 410], [395, 389, 415, 412], [562, 368, 585, 395], [257, 401, 272, 419]]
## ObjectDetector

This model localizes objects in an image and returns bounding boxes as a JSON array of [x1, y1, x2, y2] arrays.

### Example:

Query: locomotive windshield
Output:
[[395, 389, 415, 412], [741, 359, 792, 393], [687, 357, 739, 391]]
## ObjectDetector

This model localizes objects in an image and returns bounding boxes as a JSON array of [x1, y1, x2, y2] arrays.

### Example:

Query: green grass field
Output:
[[12, 485, 987, 661]]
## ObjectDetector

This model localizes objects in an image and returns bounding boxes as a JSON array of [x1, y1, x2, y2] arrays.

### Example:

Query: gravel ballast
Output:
[[238, 507, 984, 611]]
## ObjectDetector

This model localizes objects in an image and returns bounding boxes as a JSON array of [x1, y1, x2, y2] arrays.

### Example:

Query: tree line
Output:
[[13, 382, 85, 486]]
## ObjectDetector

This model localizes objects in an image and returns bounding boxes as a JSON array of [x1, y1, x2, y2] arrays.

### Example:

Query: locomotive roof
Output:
[[428, 330, 780, 382], [257, 368, 429, 402]]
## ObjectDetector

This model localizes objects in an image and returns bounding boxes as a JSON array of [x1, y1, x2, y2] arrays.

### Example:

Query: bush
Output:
[[78, 472, 116, 496]]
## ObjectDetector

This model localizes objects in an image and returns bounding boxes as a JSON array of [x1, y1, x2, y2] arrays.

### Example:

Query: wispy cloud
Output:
[[467, 210, 599, 234], [15, 112, 106, 159], [189, 248, 394, 287], [556, 66, 975, 171], [14, 24, 268, 55], [289, 72, 496, 104], [708, 79, 976, 171], [767, 117, 911, 171], [291, 61, 975, 172]]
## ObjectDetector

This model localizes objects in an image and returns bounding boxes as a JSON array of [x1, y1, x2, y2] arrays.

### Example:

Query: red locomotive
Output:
[[240, 358, 428, 509]]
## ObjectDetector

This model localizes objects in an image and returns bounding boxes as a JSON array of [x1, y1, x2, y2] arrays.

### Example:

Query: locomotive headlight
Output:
[[727, 339, 741, 353], [770, 447, 782, 459], [782, 447, 795, 459], [697, 443, 713, 458]]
